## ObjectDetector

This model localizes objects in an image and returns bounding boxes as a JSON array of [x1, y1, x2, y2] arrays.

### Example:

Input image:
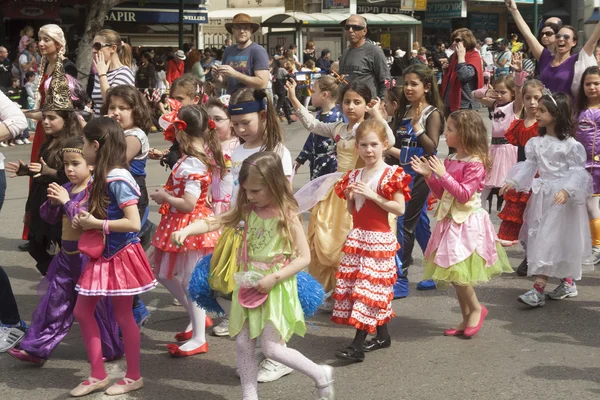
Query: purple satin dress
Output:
[[576, 108, 600, 194], [18, 182, 124, 360]]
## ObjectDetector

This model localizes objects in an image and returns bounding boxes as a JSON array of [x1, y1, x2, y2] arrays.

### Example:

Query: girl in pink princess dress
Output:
[[411, 110, 512, 339]]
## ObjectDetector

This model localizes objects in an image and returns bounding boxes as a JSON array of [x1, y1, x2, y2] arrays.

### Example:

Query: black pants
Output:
[[275, 89, 292, 122], [28, 237, 54, 276], [400, 173, 431, 277], [0, 267, 20, 325]]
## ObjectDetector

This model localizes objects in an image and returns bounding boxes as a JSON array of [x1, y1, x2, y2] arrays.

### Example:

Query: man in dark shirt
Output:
[[0, 47, 12, 90], [316, 49, 332, 74]]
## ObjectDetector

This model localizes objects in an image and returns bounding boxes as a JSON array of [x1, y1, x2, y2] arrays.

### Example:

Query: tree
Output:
[[74, 0, 128, 86]]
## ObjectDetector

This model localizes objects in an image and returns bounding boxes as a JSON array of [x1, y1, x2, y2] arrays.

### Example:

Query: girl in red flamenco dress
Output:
[[332, 120, 411, 362], [150, 104, 227, 357]]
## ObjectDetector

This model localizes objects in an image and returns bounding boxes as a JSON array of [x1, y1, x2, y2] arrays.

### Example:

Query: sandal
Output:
[[334, 346, 364, 362], [363, 337, 391, 352]]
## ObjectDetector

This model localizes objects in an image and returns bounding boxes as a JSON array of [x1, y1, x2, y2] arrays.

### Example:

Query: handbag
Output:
[[78, 230, 105, 259], [237, 217, 268, 309]]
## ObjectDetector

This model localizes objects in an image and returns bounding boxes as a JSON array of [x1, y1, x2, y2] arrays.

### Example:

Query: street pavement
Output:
[[2, 112, 600, 400]]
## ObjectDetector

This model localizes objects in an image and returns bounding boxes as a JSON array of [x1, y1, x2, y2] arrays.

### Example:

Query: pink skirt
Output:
[[76, 242, 157, 296], [486, 143, 517, 188]]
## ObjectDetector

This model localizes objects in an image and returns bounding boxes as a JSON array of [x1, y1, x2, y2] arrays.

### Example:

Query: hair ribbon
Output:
[[208, 119, 216, 130]]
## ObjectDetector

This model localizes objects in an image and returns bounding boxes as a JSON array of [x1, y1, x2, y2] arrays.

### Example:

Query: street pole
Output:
[[533, 0, 538, 35], [179, 0, 184, 50]]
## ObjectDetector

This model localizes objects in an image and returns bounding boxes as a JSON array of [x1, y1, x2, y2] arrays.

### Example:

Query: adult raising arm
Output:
[[505, 0, 544, 61]]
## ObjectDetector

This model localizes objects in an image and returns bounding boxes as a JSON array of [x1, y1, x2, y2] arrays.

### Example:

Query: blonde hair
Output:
[[34, 24, 68, 109], [314, 75, 341, 100], [95, 29, 132, 68], [355, 119, 389, 144], [448, 110, 491, 171], [219, 152, 299, 251]]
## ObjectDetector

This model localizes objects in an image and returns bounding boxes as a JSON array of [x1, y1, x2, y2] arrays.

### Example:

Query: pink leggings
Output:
[[74, 295, 140, 381]]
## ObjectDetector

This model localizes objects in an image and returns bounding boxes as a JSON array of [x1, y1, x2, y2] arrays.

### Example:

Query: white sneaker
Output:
[[172, 297, 181, 306], [257, 358, 293, 383], [592, 246, 600, 264], [8, 142, 15, 146], [0, 327, 26, 352], [14, 139, 24, 145], [547, 281, 578, 300], [0, 142, 8, 147], [211, 318, 229, 337], [23, 138, 31, 144]]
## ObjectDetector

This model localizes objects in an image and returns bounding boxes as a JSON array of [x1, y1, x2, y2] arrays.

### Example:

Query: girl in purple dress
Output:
[[8, 137, 123, 366], [576, 66, 600, 264]]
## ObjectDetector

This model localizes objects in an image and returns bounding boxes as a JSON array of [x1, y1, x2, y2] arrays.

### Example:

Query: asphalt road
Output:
[[1, 112, 600, 400]]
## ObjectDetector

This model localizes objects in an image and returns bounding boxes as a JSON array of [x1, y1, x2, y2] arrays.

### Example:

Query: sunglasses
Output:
[[555, 33, 572, 40], [541, 31, 555, 37], [453, 38, 463, 43], [93, 42, 112, 51], [233, 25, 252, 31], [344, 24, 365, 32]]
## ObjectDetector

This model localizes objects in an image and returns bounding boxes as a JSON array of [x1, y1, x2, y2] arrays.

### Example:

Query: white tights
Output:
[[236, 322, 329, 400]]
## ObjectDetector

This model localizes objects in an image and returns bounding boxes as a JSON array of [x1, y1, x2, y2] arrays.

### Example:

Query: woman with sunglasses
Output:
[[90, 29, 134, 116], [439, 28, 483, 115], [506, 0, 600, 97]]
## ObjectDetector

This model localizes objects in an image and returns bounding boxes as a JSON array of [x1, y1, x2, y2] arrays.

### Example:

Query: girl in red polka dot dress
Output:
[[332, 120, 411, 362], [150, 105, 227, 357]]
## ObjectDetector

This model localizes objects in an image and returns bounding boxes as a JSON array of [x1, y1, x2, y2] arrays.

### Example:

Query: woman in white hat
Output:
[[167, 49, 186, 85]]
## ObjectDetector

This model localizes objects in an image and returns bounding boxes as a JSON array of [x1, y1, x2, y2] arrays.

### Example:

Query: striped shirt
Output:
[[92, 66, 135, 116]]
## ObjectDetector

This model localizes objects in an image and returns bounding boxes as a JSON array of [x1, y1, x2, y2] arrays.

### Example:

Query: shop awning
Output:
[[262, 12, 421, 28], [208, 7, 285, 23]]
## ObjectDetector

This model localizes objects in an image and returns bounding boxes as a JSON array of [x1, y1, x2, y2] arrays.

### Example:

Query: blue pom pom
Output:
[[188, 254, 225, 316], [296, 271, 325, 318]]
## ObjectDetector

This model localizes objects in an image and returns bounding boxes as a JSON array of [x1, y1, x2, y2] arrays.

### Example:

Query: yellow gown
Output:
[[308, 137, 363, 293]]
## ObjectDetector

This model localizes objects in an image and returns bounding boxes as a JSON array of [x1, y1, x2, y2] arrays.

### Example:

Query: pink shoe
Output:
[[464, 306, 488, 338], [443, 328, 464, 336], [7, 348, 46, 366]]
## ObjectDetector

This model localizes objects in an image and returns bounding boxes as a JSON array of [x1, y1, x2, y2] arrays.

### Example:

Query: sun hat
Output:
[[225, 13, 260, 35], [174, 50, 186, 60]]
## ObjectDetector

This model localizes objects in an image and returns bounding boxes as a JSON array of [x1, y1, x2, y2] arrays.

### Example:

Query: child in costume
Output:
[[412, 110, 512, 337], [473, 74, 521, 208], [293, 75, 345, 181], [575, 66, 600, 265], [502, 92, 593, 307], [497, 72, 544, 275], [384, 64, 445, 295], [286, 79, 395, 302], [9, 137, 123, 366], [172, 151, 334, 400], [207, 95, 240, 216], [70, 117, 157, 397], [332, 120, 410, 362], [150, 105, 225, 357]]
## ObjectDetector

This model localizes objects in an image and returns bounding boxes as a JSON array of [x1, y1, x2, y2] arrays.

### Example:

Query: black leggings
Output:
[[275, 89, 292, 122], [400, 173, 431, 275], [0, 267, 21, 325]]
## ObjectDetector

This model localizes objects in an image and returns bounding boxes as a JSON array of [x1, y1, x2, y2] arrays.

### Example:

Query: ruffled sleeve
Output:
[[334, 171, 352, 199], [504, 119, 522, 146], [175, 157, 210, 199], [562, 139, 593, 204], [107, 169, 141, 209], [381, 166, 412, 201], [505, 138, 539, 191]]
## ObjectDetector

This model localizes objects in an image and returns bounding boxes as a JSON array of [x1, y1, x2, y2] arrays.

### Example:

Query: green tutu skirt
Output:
[[423, 243, 513, 289]]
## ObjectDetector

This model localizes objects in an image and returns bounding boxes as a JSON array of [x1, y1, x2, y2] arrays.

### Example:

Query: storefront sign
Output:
[[4, 2, 60, 20], [425, 1, 467, 19], [423, 19, 452, 29], [322, 0, 350, 13], [357, 0, 416, 15], [400, 0, 428, 12], [469, 13, 499, 32], [107, 8, 208, 24]]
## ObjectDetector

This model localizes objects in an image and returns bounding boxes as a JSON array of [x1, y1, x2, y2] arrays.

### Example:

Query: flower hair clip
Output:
[[208, 119, 216, 130], [384, 79, 397, 89], [218, 94, 231, 108]]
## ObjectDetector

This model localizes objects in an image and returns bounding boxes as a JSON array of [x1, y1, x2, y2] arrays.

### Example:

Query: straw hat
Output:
[[225, 13, 260, 34], [174, 50, 186, 60]]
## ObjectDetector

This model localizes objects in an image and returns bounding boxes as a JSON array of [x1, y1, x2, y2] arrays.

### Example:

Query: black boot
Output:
[[516, 258, 528, 276]]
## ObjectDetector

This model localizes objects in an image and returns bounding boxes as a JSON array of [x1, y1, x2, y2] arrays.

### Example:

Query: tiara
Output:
[[541, 88, 558, 107], [62, 147, 83, 154]]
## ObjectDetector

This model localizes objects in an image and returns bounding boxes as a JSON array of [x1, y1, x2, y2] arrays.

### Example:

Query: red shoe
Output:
[[166, 343, 179, 351], [174, 330, 193, 342], [443, 328, 464, 336], [169, 342, 208, 358], [205, 316, 213, 328], [464, 306, 488, 338], [7, 348, 46, 366]]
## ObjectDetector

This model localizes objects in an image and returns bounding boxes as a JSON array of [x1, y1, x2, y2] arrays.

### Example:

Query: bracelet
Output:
[[102, 219, 110, 235]]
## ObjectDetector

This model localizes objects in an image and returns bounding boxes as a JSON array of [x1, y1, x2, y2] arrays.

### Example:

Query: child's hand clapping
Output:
[[410, 155, 433, 178], [344, 186, 355, 201], [150, 187, 171, 204], [554, 189, 569, 205], [47, 182, 69, 205], [171, 230, 189, 247], [427, 155, 446, 177], [74, 211, 100, 230], [350, 181, 377, 201]]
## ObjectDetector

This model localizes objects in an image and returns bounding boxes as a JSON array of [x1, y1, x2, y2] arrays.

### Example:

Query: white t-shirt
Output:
[[230, 144, 293, 204]]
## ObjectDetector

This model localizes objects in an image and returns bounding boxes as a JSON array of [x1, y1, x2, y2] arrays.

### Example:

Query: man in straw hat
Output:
[[214, 13, 270, 95]]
